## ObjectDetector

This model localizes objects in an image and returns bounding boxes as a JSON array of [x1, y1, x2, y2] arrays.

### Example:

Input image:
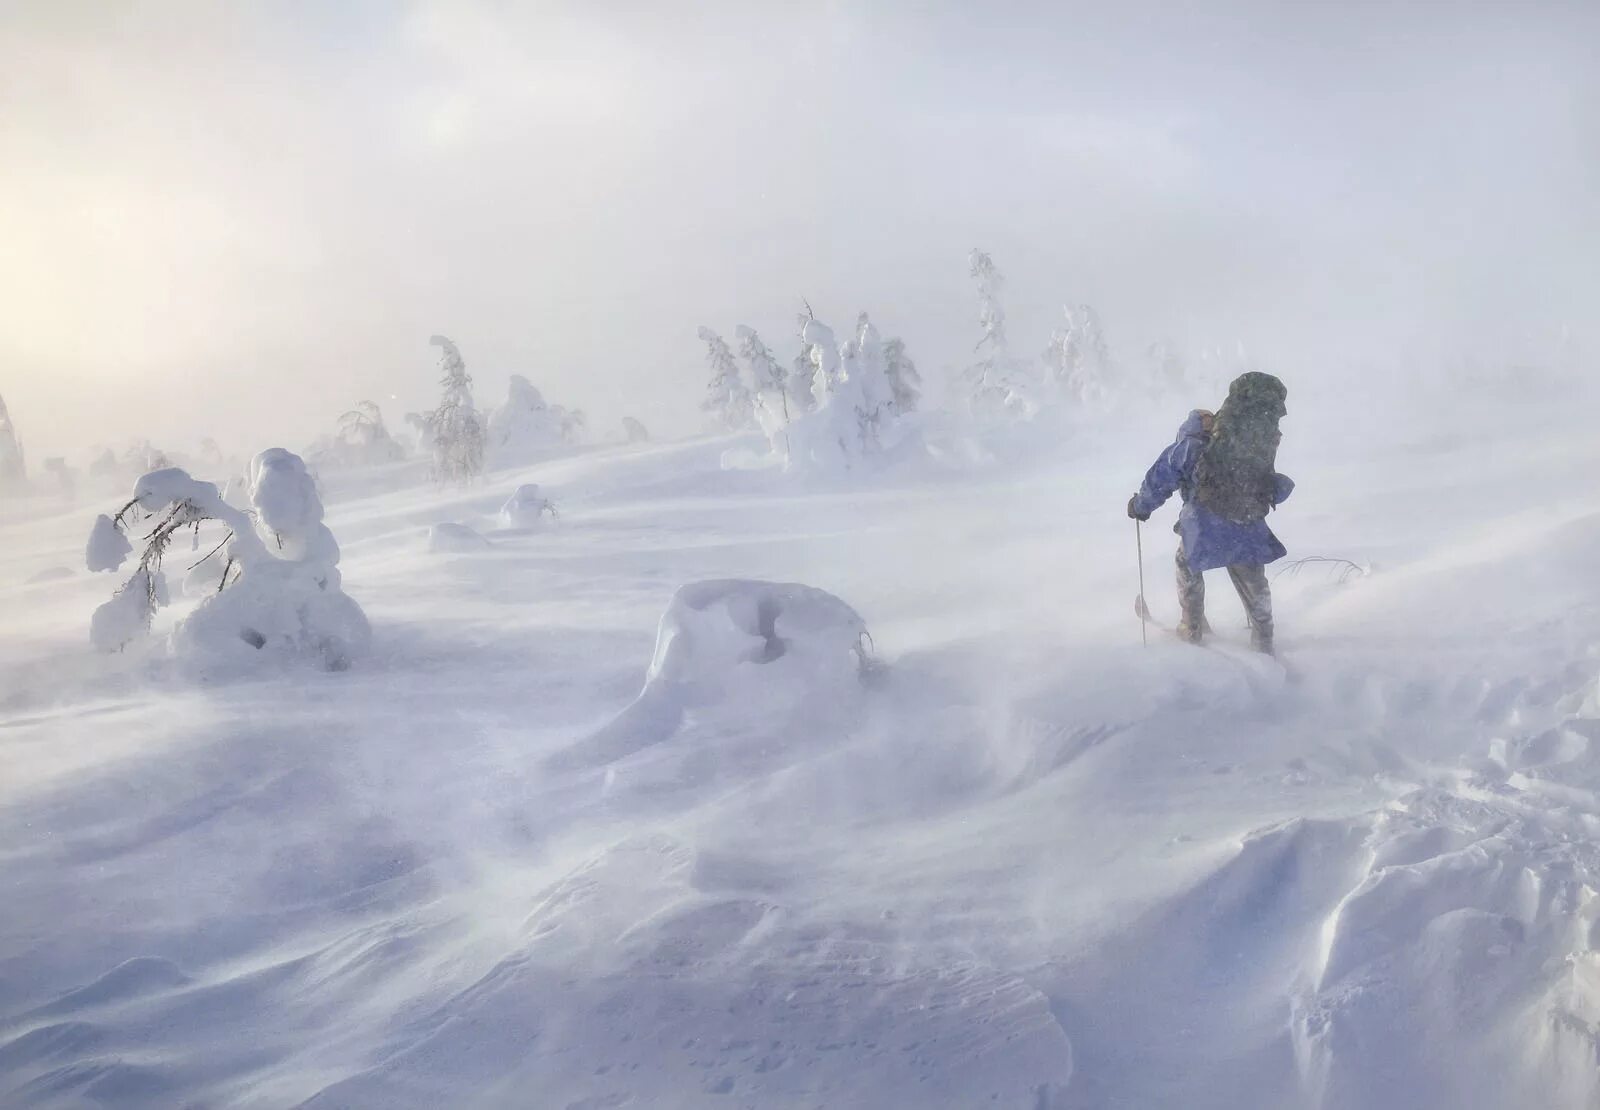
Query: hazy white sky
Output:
[[2, 1, 1596, 460]]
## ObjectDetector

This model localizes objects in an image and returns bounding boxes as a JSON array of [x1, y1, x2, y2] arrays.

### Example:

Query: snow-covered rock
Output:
[[555, 580, 871, 769], [497, 484, 556, 530]]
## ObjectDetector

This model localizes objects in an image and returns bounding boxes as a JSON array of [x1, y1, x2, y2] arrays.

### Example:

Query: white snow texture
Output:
[[6, 378, 1600, 1109]]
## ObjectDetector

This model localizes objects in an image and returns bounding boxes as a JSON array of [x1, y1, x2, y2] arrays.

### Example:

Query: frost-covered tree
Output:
[[309, 401, 406, 471], [486, 375, 579, 464], [790, 321, 819, 415], [622, 416, 650, 443], [1044, 303, 1116, 403], [87, 449, 369, 670], [780, 315, 900, 472], [697, 327, 755, 432], [736, 325, 792, 434], [881, 336, 921, 415], [0, 393, 26, 494], [963, 250, 1037, 419], [338, 402, 406, 464], [422, 335, 485, 483]]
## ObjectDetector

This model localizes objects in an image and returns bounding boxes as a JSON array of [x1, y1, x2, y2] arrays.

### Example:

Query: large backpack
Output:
[[1193, 372, 1287, 524]]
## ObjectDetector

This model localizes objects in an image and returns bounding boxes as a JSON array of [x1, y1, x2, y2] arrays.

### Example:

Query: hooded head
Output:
[[1177, 408, 1215, 441]]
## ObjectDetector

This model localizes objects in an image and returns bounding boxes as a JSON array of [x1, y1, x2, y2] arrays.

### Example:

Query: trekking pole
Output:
[[1136, 519, 1147, 646]]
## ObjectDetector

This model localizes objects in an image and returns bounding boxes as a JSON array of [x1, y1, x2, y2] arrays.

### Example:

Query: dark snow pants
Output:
[[1176, 541, 1273, 653]]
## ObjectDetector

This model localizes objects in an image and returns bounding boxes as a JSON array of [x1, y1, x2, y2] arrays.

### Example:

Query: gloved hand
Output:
[[1127, 496, 1150, 522]]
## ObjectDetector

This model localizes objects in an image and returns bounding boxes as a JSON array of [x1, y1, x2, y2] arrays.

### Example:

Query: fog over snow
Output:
[[2, 1, 1596, 458]]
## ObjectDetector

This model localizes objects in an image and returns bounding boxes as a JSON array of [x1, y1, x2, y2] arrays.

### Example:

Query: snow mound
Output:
[[497, 484, 555, 529], [554, 580, 871, 769], [426, 522, 491, 552]]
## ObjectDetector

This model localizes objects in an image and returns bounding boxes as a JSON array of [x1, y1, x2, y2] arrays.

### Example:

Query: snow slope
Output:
[[1, 383, 1598, 1109]]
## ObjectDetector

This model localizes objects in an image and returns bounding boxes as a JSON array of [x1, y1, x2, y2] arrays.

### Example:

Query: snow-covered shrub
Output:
[[0, 393, 26, 494], [308, 401, 406, 471], [622, 416, 650, 443], [87, 449, 369, 671], [487, 375, 583, 464], [698, 327, 756, 432], [498, 484, 557, 529], [421, 335, 486, 483], [961, 249, 1039, 420], [427, 522, 491, 552]]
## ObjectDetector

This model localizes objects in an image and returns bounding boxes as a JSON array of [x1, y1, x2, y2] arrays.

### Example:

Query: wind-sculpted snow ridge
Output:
[[549, 579, 873, 773], [1287, 671, 1600, 1110], [300, 833, 1074, 1109]]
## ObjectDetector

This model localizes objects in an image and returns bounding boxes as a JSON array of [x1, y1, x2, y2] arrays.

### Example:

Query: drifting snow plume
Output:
[[698, 327, 755, 432], [498, 484, 558, 529], [962, 250, 1038, 420], [423, 335, 486, 483], [88, 450, 369, 670], [427, 522, 491, 552], [0, 393, 25, 493]]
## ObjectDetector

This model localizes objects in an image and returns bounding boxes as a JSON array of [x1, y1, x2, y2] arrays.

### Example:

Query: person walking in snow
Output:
[[1126, 372, 1294, 654]]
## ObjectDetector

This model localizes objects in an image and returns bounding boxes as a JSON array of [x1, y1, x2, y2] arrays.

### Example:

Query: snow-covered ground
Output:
[[2, 383, 1599, 1109]]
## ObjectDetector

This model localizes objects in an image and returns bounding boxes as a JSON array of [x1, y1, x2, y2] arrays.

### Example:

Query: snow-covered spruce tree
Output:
[[963, 249, 1037, 419], [789, 320, 819, 416], [881, 335, 921, 415], [1044, 303, 1116, 404], [622, 416, 650, 443], [736, 325, 793, 448], [782, 315, 896, 471], [309, 401, 406, 471], [336, 401, 406, 465], [487, 375, 567, 464], [87, 449, 369, 670], [697, 327, 755, 432], [0, 393, 26, 494], [423, 335, 486, 483]]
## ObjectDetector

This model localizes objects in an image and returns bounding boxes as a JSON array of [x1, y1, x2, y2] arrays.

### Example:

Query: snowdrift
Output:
[[551, 579, 872, 770]]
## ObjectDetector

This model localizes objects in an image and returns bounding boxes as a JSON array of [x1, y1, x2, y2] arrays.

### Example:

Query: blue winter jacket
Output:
[[1131, 410, 1294, 572]]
